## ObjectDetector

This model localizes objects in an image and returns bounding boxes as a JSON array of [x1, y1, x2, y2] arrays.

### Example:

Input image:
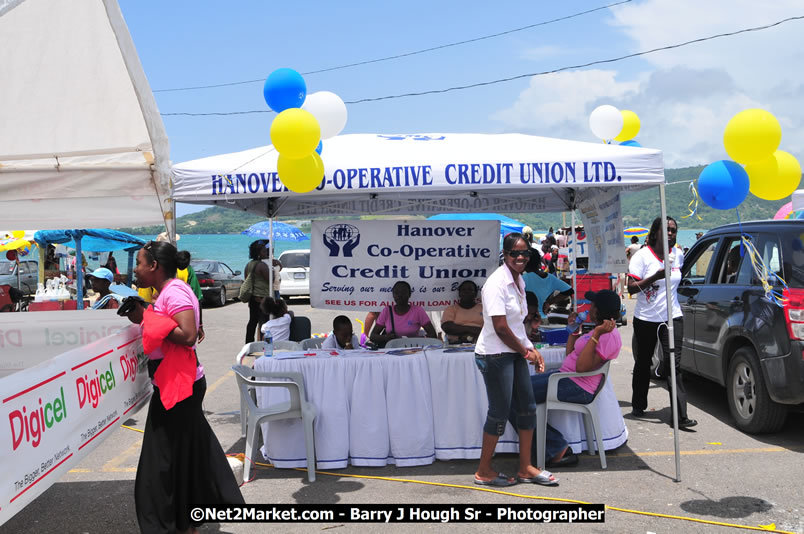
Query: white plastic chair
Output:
[[301, 337, 324, 349], [385, 337, 443, 349], [232, 364, 317, 482], [535, 360, 612, 469], [235, 342, 265, 366]]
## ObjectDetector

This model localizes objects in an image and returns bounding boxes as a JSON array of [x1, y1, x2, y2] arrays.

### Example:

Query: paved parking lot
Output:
[[5, 297, 804, 533]]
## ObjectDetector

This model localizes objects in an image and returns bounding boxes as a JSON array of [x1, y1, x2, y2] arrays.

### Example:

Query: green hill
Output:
[[119, 165, 799, 234]]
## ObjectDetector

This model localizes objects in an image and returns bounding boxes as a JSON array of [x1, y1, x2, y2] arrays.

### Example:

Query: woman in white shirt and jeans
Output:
[[474, 233, 557, 487], [627, 216, 697, 429]]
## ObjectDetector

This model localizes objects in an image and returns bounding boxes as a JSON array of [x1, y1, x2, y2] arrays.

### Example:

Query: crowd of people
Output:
[[64, 215, 694, 524]]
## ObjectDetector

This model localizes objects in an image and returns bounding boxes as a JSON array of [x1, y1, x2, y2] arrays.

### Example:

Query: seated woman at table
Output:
[[440, 280, 483, 344], [532, 289, 621, 404], [474, 232, 556, 487], [260, 297, 294, 342], [322, 315, 361, 349], [369, 281, 437, 347]]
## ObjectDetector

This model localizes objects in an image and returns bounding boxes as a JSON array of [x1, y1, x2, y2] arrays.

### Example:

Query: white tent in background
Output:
[[173, 132, 689, 482], [0, 0, 173, 234]]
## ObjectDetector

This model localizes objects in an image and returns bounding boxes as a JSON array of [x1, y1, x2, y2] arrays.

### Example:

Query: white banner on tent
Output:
[[0, 325, 150, 525], [310, 220, 499, 311], [0, 311, 130, 378], [578, 188, 628, 273]]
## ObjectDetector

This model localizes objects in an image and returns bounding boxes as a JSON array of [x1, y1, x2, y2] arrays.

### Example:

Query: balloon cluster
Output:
[[589, 105, 642, 147], [698, 109, 801, 210], [263, 68, 347, 193]]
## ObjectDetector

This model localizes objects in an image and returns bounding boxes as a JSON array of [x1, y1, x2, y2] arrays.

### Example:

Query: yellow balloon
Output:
[[277, 153, 325, 193], [270, 108, 321, 159], [748, 150, 801, 201], [614, 110, 640, 142], [11, 230, 25, 238], [723, 109, 781, 164]]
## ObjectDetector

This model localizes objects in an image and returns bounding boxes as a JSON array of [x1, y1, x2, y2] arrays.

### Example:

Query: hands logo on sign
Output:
[[323, 224, 361, 257]]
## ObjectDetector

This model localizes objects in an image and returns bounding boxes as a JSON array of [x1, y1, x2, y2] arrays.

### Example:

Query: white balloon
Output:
[[302, 91, 348, 139], [589, 104, 623, 141]]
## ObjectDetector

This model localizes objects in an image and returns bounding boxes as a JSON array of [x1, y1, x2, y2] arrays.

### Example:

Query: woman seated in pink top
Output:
[[530, 289, 622, 405], [369, 280, 437, 347]]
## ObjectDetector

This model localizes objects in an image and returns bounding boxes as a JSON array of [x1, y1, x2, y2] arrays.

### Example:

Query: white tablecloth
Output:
[[253, 345, 627, 470], [426, 346, 628, 459], [254, 349, 435, 469]]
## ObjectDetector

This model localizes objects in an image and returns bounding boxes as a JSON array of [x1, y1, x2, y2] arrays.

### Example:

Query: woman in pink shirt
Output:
[[122, 241, 244, 533], [369, 280, 437, 346]]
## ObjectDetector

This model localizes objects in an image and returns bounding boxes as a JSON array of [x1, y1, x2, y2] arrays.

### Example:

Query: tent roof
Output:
[[34, 229, 146, 252], [172, 133, 665, 218], [0, 0, 172, 231]]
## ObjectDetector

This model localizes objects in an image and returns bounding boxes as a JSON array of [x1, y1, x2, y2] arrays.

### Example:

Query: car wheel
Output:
[[727, 346, 787, 433], [218, 287, 227, 307]]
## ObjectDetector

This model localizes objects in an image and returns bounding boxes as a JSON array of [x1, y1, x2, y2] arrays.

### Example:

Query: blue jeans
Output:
[[475, 352, 536, 435], [531, 370, 596, 404], [507, 408, 568, 462]]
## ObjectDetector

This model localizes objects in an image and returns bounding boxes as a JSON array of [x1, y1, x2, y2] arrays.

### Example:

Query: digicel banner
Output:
[[0, 325, 151, 526], [310, 220, 499, 311]]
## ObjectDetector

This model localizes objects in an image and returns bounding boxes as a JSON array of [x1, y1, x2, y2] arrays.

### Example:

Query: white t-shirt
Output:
[[628, 245, 684, 322], [321, 333, 361, 349], [476, 264, 532, 355], [261, 314, 292, 342]]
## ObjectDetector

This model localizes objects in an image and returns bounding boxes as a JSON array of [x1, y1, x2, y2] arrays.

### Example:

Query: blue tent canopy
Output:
[[427, 213, 526, 237], [33, 229, 146, 252]]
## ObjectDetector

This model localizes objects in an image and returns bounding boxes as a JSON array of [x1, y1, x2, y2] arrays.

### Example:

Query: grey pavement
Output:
[[3, 297, 804, 534]]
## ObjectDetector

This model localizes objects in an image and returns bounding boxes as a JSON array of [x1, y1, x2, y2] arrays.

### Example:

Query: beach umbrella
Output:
[[624, 226, 649, 238], [241, 221, 309, 242]]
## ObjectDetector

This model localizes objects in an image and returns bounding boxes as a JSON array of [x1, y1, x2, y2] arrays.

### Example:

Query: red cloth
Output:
[[141, 307, 196, 410]]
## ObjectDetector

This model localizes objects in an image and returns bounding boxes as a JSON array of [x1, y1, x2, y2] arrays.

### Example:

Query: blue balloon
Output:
[[697, 160, 750, 210], [263, 68, 306, 112], [315, 140, 323, 155], [619, 140, 641, 147]]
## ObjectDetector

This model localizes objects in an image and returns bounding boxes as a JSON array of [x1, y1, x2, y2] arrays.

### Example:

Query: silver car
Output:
[[278, 249, 310, 298], [0, 260, 38, 295]]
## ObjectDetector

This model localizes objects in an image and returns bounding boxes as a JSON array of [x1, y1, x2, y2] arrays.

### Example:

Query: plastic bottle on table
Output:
[[566, 310, 589, 333], [263, 333, 273, 357]]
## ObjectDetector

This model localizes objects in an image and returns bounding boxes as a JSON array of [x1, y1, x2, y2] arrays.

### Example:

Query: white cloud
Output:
[[492, 0, 804, 168]]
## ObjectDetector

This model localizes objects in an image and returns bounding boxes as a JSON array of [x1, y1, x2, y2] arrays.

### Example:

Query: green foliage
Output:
[[119, 166, 800, 234]]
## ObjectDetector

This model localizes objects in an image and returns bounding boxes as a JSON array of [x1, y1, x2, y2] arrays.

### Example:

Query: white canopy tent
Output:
[[0, 0, 173, 234], [173, 132, 687, 481]]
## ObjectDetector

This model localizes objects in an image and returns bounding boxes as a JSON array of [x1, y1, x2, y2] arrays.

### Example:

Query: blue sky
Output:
[[119, 0, 804, 216]]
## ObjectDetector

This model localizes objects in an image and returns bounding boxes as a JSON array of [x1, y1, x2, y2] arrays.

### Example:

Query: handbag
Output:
[[239, 261, 256, 302]]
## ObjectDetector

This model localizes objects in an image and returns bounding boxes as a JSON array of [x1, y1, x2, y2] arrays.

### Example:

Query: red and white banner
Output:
[[0, 324, 150, 526], [0, 310, 131, 379]]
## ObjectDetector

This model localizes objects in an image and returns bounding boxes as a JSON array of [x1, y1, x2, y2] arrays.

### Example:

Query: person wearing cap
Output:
[[522, 289, 622, 467], [87, 267, 124, 310]]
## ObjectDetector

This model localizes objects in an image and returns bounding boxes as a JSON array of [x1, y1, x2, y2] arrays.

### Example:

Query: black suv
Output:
[[679, 220, 804, 433]]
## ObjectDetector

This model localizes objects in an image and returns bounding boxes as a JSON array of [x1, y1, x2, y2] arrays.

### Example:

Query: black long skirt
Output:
[[135, 374, 245, 533]]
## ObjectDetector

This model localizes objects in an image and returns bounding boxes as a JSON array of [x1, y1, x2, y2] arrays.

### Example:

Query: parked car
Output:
[[678, 220, 804, 433], [190, 260, 243, 307], [278, 249, 310, 298], [0, 260, 38, 295]]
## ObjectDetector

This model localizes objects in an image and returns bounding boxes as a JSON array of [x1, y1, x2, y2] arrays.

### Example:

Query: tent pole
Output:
[[659, 183, 681, 482], [76, 236, 84, 310], [571, 208, 577, 313], [127, 250, 135, 286], [38, 245, 45, 285], [268, 218, 274, 296]]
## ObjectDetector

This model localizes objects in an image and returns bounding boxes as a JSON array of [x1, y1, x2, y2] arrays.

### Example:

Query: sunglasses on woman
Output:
[[505, 250, 532, 258]]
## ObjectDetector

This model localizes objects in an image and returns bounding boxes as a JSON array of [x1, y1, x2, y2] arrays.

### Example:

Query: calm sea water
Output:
[[108, 229, 703, 273]]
